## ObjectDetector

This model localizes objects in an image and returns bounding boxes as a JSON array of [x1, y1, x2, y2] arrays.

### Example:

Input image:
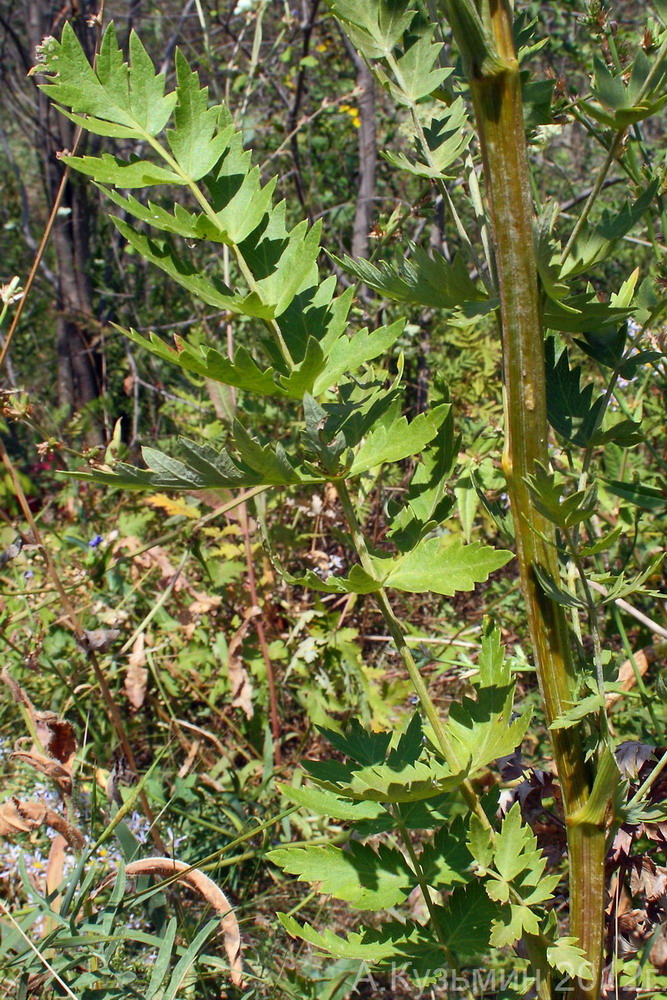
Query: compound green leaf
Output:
[[278, 782, 388, 823], [434, 883, 496, 957], [167, 50, 230, 180], [123, 329, 287, 397], [38, 24, 177, 136], [546, 938, 593, 980], [545, 336, 604, 446], [549, 694, 606, 730], [205, 132, 277, 244], [112, 219, 249, 312], [267, 842, 414, 910], [312, 319, 404, 395], [386, 26, 453, 104], [348, 403, 450, 476], [320, 718, 392, 765], [60, 153, 182, 188], [334, 249, 483, 310], [101, 188, 218, 240], [374, 538, 512, 596], [525, 463, 597, 530], [490, 903, 540, 947], [383, 100, 470, 179], [445, 624, 530, 772], [603, 479, 667, 511], [327, 0, 417, 59], [278, 914, 399, 961], [305, 756, 467, 803], [420, 818, 473, 889], [279, 563, 382, 595]]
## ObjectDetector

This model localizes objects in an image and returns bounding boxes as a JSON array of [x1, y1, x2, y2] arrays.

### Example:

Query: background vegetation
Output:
[[0, 1, 666, 997]]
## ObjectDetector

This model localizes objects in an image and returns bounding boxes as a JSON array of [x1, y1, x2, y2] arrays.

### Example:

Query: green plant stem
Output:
[[560, 128, 626, 263], [383, 50, 486, 283], [392, 809, 459, 973], [447, 3, 609, 996], [142, 130, 296, 369], [627, 747, 667, 811], [611, 604, 665, 742], [335, 479, 490, 829]]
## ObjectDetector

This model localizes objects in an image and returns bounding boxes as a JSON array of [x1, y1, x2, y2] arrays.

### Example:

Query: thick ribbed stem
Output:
[[443, 2, 608, 996]]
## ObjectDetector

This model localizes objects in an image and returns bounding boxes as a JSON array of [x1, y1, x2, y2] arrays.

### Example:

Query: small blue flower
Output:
[[24, 569, 34, 580], [88, 534, 103, 549]]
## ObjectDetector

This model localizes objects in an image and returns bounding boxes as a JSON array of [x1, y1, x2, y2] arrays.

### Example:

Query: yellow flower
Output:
[[339, 105, 361, 128]]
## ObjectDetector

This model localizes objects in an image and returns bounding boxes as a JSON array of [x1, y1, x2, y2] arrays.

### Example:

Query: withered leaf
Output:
[[42, 718, 77, 765], [607, 647, 654, 708], [0, 537, 22, 568], [616, 741, 656, 780], [124, 634, 148, 711], [650, 924, 667, 973], [10, 750, 73, 795], [629, 856, 667, 902], [81, 628, 121, 653], [227, 606, 259, 720], [93, 857, 243, 988], [0, 798, 84, 851], [0, 798, 36, 836]]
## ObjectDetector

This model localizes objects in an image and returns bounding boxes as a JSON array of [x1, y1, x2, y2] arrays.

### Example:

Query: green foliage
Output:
[[2, 2, 666, 998], [268, 841, 415, 910], [446, 623, 531, 773], [469, 803, 562, 947]]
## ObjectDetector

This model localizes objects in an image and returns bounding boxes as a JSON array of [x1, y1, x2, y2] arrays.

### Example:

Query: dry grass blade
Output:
[[94, 856, 244, 987]]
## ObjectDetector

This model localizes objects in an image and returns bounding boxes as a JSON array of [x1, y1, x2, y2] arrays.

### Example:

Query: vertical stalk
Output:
[[443, 2, 607, 996], [335, 480, 491, 830]]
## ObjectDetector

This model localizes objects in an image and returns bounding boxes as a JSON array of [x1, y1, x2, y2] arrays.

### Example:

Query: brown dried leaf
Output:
[[120, 537, 188, 590], [0, 537, 22, 568], [188, 592, 222, 617], [616, 741, 656, 780], [650, 924, 667, 973], [124, 634, 148, 711], [617, 908, 649, 954], [227, 606, 259, 720], [607, 648, 654, 708], [2, 668, 37, 722], [0, 798, 85, 851], [80, 628, 121, 653], [629, 856, 667, 902], [0, 798, 37, 836], [2, 671, 77, 776], [10, 750, 73, 795], [46, 834, 68, 899], [42, 718, 77, 766], [94, 857, 243, 987], [191, 488, 233, 511]]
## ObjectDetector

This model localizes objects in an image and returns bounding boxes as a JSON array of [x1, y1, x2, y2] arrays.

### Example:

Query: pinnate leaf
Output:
[[420, 817, 473, 889], [374, 538, 513, 596], [267, 841, 414, 910], [348, 403, 451, 475], [278, 913, 401, 961], [59, 153, 182, 188], [446, 623, 530, 772], [38, 24, 176, 136], [168, 51, 229, 180], [278, 783, 389, 823]]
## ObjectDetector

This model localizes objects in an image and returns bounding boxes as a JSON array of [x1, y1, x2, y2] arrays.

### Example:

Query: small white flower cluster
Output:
[[0, 843, 47, 880], [233, 0, 262, 14]]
